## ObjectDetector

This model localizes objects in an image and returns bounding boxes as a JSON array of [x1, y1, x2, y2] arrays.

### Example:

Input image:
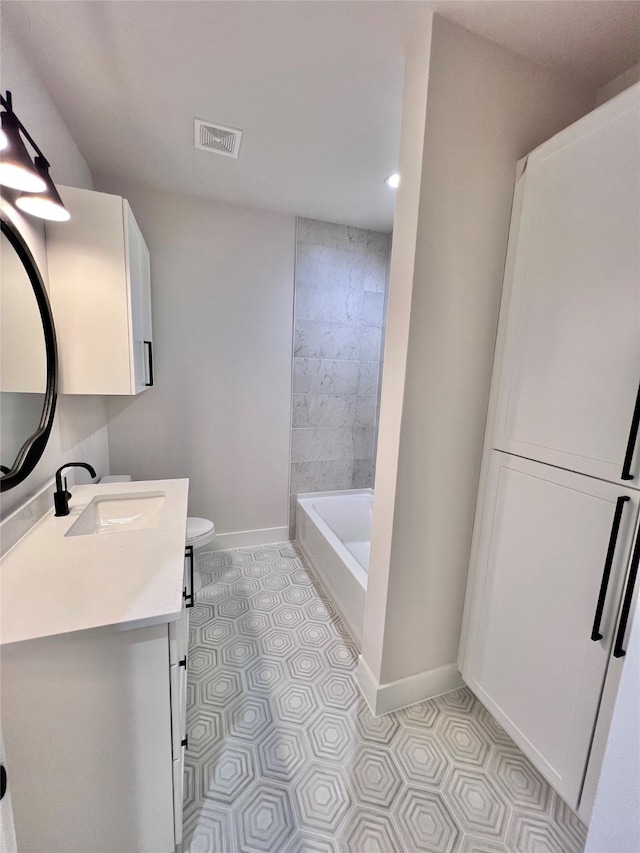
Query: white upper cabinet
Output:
[[462, 451, 640, 810], [45, 186, 153, 395], [493, 85, 640, 484]]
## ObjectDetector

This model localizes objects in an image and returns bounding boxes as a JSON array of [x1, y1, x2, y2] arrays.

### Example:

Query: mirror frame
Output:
[[0, 212, 58, 491]]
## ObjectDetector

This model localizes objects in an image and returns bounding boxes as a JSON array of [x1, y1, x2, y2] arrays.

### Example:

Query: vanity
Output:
[[1, 478, 190, 852], [0, 95, 188, 850]]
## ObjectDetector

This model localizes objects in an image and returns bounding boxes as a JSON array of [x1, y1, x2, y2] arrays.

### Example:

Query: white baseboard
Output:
[[207, 526, 290, 550], [356, 655, 464, 717]]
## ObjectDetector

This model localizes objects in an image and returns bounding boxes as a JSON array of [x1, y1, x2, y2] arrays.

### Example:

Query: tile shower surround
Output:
[[290, 219, 390, 531], [183, 543, 588, 853]]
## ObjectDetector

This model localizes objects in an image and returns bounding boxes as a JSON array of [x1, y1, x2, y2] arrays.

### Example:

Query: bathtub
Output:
[[296, 489, 372, 649]]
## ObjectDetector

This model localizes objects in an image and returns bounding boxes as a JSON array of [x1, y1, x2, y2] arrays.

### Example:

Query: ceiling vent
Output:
[[194, 119, 242, 158]]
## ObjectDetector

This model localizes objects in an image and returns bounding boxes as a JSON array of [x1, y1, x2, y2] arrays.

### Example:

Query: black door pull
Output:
[[621, 381, 640, 480], [591, 496, 630, 641], [0, 765, 6, 801], [184, 545, 194, 609], [144, 340, 154, 387], [613, 526, 640, 658]]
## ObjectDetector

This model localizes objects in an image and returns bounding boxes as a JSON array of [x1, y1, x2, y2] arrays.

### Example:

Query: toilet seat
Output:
[[186, 517, 216, 550]]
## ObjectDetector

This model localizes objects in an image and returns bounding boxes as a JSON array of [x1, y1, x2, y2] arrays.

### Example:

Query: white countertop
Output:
[[0, 479, 189, 646]]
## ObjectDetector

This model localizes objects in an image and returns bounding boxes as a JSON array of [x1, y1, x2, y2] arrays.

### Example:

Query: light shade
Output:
[[0, 128, 8, 152], [16, 157, 70, 221], [385, 173, 400, 189], [0, 111, 46, 192]]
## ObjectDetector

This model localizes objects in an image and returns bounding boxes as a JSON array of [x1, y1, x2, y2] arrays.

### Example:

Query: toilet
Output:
[[99, 475, 215, 592]]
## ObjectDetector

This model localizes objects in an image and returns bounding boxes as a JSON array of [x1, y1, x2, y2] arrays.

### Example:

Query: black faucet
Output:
[[54, 462, 97, 517]]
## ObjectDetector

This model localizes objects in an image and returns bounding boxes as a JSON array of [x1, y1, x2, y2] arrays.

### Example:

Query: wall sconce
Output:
[[0, 90, 70, 221]]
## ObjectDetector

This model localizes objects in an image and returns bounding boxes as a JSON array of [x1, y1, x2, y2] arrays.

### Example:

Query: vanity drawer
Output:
[[172, 745, 185, 846]]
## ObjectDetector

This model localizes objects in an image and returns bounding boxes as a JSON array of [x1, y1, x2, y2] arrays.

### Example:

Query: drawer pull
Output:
[[183, 546, 194, 608], [179, 657, 187, 668], [144, 340, 154, 387], [613, 527, 640, 658], [591, 496, 629, 641]]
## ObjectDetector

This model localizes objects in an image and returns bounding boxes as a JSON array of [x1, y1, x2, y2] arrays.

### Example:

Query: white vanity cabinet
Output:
[[1, 551, 191, 853], [45, 185, 153, 395]]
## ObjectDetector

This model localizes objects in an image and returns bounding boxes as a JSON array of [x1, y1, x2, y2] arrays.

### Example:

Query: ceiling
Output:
[[2, 1, 639, 232]]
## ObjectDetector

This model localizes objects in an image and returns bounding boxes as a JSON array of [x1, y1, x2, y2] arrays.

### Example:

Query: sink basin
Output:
[[65, 492, 166, 537]]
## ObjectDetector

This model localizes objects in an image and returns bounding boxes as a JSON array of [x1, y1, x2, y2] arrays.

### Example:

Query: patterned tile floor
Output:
[[183, 543, 587, 853]]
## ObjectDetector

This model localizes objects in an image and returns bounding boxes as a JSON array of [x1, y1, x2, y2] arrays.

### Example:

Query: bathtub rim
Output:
[[296, 488, 372, 588]]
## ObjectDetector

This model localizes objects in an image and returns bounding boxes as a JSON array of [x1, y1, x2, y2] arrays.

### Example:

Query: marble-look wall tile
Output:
[[291, 427, 354, 463], [355, 396, 377, 427], [295, 285, 362, 325], [294, 322, 381, 362], [296, 244, 367, 289], [362, 291, 385, 327], [290, 460, 354, 493], [352, 459, 375, 489], [358, 362, 379, 395], [292, 394, 358, 429], [354, 427, 376, 460], [295, 321, 360, 360], [363, 247, 389, 293], [297, 218, 390, 253], [359, 326, 382, 362], [293, 358, 360, 395], [290, 219, 389, 515]]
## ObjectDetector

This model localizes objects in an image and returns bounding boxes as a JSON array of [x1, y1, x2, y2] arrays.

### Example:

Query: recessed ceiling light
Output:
[[385, 173, 400, 189]]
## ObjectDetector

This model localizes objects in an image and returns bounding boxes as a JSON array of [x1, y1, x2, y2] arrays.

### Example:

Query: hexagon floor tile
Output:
[[182, 544, 587, 853]]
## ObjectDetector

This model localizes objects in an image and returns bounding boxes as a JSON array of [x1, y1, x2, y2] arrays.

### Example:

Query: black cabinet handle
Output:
[[613, 525, 640, 658], [621, 381, 640, 480], [181, 735, 188, 750], [591, 496, 630, 641], [144, 340, 154, 387], [183, 545, 194, 609], [179, 656, 187, 668], [0, 765, 6, 801]]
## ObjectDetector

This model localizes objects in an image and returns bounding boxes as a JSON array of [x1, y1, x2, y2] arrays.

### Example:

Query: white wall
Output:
[[0, 22, 109, 516], [94, 177, 295, 542], [362, 14, 594, 698]]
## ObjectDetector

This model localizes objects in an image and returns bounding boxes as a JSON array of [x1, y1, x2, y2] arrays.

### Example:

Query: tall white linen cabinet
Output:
[[459, 83, 640, 823]]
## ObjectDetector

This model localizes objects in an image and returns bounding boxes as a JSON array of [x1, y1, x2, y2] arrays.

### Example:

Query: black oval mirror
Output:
[[0, 213, 57, 491]]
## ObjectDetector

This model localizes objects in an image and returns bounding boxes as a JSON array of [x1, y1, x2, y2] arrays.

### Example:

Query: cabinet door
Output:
[[47, 187, 133, 394], [493, 85, 640, 484], [125, 202, 153, 394], [462, 452, 639, 808]]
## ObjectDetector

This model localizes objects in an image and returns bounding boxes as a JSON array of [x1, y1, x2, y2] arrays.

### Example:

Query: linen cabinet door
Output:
[[493, 85, 640, 484], [462, 452, 639, 809], [125, 202, 153, 395]]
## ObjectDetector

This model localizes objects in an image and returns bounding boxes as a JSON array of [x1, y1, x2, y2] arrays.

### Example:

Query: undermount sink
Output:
[[65, 492, 166, 537]]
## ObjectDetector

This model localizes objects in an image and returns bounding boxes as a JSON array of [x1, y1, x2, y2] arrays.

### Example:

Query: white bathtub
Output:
[[296, 489, 372, 649]]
